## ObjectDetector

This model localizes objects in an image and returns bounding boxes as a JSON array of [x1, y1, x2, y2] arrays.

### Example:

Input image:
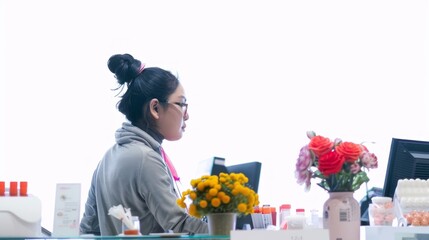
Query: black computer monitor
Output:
[[226, 161, 262, 229], [383, 138, 429, 199]]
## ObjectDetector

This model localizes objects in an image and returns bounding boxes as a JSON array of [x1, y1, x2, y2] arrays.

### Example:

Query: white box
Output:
[[0, 195, 42, 237], [365, 226, 429, 240]]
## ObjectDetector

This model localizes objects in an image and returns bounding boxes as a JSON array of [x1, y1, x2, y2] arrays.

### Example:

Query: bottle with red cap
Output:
[[279, 204, 291, 229], [296, 208, 305, 216], [261, 204, 273, 227]]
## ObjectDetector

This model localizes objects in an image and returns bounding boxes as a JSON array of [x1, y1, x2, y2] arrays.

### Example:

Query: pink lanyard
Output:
[[160, 147, 180, 182]]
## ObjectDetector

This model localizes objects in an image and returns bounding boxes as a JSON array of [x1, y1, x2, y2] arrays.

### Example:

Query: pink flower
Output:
[[295, 169, 312, 191], [295, 145, 312, 171], [361, 151, 378, 169]]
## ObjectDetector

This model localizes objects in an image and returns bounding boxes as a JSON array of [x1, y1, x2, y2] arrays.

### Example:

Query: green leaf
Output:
[[351, 172, 370, 191]]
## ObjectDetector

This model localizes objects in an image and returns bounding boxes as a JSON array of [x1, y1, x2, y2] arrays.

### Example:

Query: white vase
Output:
[[207, 212, 237, 236], [323, 192, 360, 240]]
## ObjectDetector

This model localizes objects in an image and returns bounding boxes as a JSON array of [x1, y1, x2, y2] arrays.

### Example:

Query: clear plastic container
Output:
[[283, 215, 306, 229], [122, 216, 140, 235]]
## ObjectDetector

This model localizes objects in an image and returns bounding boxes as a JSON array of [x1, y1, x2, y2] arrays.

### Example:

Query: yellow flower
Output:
[[176, 172, 259, 218], [237, 203, 247, 213], [197, 182, 205, 191], [189, 191, 197, 200], [211, 198, 221, 207], [221, 195, 230, 204], [241, 187, 250, 196], [189, 204, 197, 215], [199, 200, 208, 208], [217, 191, 225, 198], [205, 193, 213, 201], [208, 188, 218, 196], [176, 198, 186, 208]]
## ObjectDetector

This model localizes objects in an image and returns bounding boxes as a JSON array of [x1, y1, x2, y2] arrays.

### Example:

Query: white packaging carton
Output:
[[0, 195, 42, 237]]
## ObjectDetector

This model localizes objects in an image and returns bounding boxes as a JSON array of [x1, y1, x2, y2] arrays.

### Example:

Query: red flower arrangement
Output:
[[295, 131, 378, 192]]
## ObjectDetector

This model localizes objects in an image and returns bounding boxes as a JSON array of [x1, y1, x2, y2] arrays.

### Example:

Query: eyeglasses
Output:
[[168, 102, 188, 115]]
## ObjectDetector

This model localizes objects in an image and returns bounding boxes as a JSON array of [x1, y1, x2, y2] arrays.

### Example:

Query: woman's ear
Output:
[[149, 98, 161, 119]]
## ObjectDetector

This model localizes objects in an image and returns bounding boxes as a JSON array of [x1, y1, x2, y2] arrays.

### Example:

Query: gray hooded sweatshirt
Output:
[[80, 122, 208, 235]]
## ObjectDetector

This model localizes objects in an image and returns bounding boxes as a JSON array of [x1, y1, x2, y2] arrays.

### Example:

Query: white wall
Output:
[[1, 0, 428, 231]]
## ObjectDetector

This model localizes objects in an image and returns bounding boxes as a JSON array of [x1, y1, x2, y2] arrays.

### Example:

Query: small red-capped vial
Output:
[[9, 181, 18, 196], [0, 182, 5, 196], [261, 204, 271, 213], [253, 205, 261, 213], [280, 204, 292, 214], [19, 181, 28, 196], [296, 208, 305, 216]]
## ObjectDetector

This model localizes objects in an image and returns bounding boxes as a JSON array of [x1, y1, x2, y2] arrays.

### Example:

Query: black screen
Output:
[[226, 162, 261, 193], [383, 138, 429, 199]]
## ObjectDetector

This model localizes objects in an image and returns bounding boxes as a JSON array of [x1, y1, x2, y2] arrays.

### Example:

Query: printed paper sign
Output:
[[52, 183, 81, 237]]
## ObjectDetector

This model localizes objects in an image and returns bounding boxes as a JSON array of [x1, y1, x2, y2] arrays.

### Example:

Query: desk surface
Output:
[[3, 227, 429, 240]]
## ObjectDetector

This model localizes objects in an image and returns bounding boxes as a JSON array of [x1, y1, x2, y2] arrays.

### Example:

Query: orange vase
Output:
[[323, 192, 360, 240]]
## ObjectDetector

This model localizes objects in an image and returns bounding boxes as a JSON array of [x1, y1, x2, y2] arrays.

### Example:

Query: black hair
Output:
[[107, 53, 179, 130]]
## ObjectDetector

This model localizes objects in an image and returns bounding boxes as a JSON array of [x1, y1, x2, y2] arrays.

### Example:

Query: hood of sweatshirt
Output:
[[115, 122, 161, 151]]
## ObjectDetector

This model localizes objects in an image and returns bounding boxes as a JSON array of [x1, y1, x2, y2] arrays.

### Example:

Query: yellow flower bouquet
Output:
[[177, 172, 259, 218]]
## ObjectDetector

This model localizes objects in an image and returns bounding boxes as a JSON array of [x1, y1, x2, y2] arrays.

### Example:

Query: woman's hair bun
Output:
[[107, 53, 142, 85]]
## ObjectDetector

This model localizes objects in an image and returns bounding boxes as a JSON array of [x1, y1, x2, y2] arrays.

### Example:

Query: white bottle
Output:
[[279, 204, 291, 229], [310, 209, 320, 228]]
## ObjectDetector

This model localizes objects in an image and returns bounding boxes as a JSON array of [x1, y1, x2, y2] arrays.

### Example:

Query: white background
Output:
[[1, 0, 429, 232]]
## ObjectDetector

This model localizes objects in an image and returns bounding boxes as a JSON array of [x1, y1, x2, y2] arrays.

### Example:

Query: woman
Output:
[[79, 53, 208, 235]]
